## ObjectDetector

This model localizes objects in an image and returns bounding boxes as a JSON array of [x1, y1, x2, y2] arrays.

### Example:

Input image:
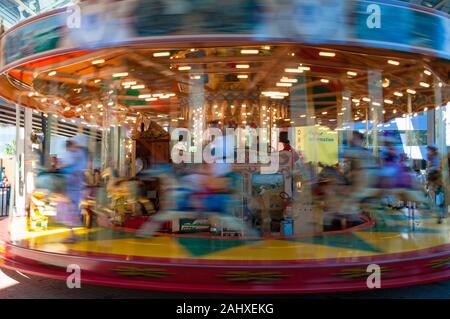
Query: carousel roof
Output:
[[2, 42, 448, 130]]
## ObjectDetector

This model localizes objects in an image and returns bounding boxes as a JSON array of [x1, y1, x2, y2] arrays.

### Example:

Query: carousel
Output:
[[0, 0, 449, 293]]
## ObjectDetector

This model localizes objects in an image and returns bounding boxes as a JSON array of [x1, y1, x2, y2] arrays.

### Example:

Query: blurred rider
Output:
[[343, 131, 377, 195], [426, 145, 445, 222], [426, 145, 442, 196], [59, 136, 89, 242], [426, 145, 441, 182]]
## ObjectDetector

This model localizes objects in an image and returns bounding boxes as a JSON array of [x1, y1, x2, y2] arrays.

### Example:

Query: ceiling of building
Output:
[[1, 43, 447, 131], [0, 0, 71, 29]]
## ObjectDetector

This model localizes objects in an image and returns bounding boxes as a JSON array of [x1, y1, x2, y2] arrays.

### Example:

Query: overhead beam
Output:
[[33, 48, 128, 74], [245, 46, 292, 94]]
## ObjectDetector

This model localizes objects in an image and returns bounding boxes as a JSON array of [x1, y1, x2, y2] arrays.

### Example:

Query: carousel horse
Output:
[[350, 160, 431, 226], [136, 165, 259, 238], [313, 163, 347, 198], [100, 167, 155, 224]]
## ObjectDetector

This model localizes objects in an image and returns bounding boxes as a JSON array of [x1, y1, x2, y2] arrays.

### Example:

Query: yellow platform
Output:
[[7, 210, 449, 263]]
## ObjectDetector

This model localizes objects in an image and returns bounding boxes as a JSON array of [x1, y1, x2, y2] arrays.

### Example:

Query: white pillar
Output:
[[14, 106, 33, 216], [14, 104, 23, 217], [434, 76, 448, 207], [24, 108, 33, 200], [368, 70, 383, 156]]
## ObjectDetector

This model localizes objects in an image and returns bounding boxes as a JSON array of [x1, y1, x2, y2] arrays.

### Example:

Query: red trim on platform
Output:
[[34, 243, 450, 267], [1, 212, 449, 294], [1, 242, 449, 294]]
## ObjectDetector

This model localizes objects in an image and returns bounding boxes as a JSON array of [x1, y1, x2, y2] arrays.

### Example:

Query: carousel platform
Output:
[[1, 210, 449, 294]]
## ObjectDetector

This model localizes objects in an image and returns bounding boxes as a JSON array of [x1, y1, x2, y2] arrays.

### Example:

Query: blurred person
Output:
[[377, 139, 410, 208], [50, 155, 59, 169], [93, 168, 102, 187], [280, 136, 300, 165], [137, 133, 257, 237], [362, 136, 428, 224], [426, 145, 441, 185], [426, 145, 445, 222], [378, 137, 401, 189], [314, 162, 352, 230], [2, 175, 10, 187], [426, 145, 442, 196], [336, 131, 386, 224], [343, 131, 377, 197], [0, 167, 8, 182], [58, 136, 89, 242]]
